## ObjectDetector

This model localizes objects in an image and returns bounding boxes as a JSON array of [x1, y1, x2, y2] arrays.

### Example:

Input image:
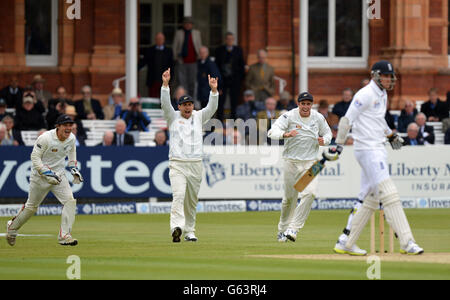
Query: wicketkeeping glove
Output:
[[322, 145, 343, 161], [41, 170, 62, 185], [70, 167, 84, 184], [387, 133, 404, 150]]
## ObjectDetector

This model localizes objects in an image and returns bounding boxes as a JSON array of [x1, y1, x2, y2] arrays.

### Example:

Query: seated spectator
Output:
[[445, 127, 450, 144], [113, 119, 135, 146], [154, 130, 168, 146], [397, 100, 418, 133], [332, 88, 354, 118], [65, 105, 87, 142], [121, 97, 151, 132], [245, 49, 275, 102], [317, 99, 339, 130], [360, 78, 370, 88], [403, 123, 424, 146], [0, 123, 13, 146], [0, 76, 23, 109], [256, 97, 281, 138], [14, 94, 46, 130], [197, 46, 221, 109], [75, 85, 104, 120], [48, 86, 74, 111], [236, 90, 263, 121], [32, 74, 52, 110], [415, 112, 434, 144], [71, 122, 86, 146], [97, 130, 114, 146], [46, 98, 69, 129], [420, 88, 449, 121], [103, 88, 126, 120], [1, 115, 24, 145], [22, 90, 45, 114], [0, 98, 13, 121], [276, 91, 297, 112], [172, 86, 187, 110]]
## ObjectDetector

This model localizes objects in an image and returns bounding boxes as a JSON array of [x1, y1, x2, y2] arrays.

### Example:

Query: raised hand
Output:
[[208, 75, 218, 93], [162, 68, 171, 87]]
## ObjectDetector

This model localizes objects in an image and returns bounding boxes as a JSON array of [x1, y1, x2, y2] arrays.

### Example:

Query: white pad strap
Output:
[[335, 117, 351, 145]]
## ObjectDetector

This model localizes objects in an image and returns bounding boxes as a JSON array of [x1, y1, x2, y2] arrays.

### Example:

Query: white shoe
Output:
[[184, 233, 198, 242], [333, 234, 348, 254], [334, 243, 367, 256], [58, 234, 78, 246], [284, 229, 298, 242], [400, 240, 424, 255], [6, 220, 17, 246], [277, 232, 287, 242]]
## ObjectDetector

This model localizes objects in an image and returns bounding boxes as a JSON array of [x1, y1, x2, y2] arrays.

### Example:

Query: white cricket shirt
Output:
[[161, 86, 218, 161], [345, 80, 392, 150], [31, 129, 77, 176], [268, 108, 332, 161]]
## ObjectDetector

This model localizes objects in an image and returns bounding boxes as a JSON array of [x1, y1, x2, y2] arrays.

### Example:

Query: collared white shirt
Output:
[[345, 80, 392, 150]]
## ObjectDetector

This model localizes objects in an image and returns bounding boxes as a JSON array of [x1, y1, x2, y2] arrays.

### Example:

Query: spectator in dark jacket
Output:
[[445, 128, 450, 144], [403, 123, 424, 146], [215, 32, 246, 121], [420, 88, 449, 121], [14, 95, 46, 130], [236, 90, 263, 121], [415, 112, 435, 144], [276, 91, 297, 112], [139, 32, 173, 97], [113, 119, 135, 146], [197, 46, 221, 108], [0, 98, 13, 121], [332, 88, 354, 118], [397, 100, 418, 133], [75, 85, 104, 120], [121, 97, 151, 132], [0, 76, 23, 109]]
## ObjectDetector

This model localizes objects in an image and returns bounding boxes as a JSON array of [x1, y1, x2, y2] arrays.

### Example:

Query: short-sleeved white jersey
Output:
[[345, 80, 392, 150]]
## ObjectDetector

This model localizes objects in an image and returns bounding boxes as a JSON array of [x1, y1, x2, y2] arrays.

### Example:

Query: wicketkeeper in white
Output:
[[326, 60, 424, 255], [268, 92, 332, 242], [6, 114, 83, 246], [160, 68, 218, 243]]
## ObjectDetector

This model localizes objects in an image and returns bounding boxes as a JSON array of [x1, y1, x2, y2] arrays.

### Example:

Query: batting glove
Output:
[[322, 145, 343, 161], [41, 170, 62, 185], [70, 167, 84, 184], [387, 133, 404, 150]]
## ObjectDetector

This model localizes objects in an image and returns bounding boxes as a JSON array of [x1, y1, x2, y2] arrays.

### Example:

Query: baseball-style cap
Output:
[[243, 90, 255, 97], [297, 92, 314, 102], [371, 60, 395, 75], [55, 114, 75, 125], [23, 96, 34, 103], [183, 16, 194, 24], [0, 98, 6, 106], [178, 95, 194, 105]]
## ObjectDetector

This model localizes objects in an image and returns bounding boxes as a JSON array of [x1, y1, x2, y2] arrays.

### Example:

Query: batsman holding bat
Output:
[[161, 68, 218, 243], [268, 92, 332, 242], [325, 60, 424, 255], [6, 114, 83, 246]]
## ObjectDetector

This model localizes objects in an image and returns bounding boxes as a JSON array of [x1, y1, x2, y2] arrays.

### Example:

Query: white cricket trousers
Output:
[[278, 159, 318, 233], [9, 174, 77, 239], [169, 160, 203, 235]]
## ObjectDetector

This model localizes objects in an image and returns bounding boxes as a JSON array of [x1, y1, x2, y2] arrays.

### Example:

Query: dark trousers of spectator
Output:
[[148, 81, 162, 98], [218, 79, 241, 121], [176, 62, 197, 98]]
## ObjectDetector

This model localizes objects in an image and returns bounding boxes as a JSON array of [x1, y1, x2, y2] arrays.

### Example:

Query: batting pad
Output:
[[345, 202, 375, 249], [9, 206, 37, 231]]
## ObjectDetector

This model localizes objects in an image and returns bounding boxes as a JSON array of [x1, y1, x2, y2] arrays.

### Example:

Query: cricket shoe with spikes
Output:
[[6, 220, 17, 246], [284, 229, 298, 242], [400, 240, 424, 255], [277, 232, 287, 243], [333, 233, 348, 254], [58, 234, 78, 246], [172, 227, 182, 243], [184, 233, 198, 242], [333, 242, 367, 256]]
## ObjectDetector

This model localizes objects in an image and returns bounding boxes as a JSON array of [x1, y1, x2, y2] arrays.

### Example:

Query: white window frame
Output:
[[26, 0, 58, 67], [308, 0, 369, 69]]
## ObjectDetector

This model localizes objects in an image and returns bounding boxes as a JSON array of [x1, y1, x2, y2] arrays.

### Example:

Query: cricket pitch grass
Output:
[[0, 209, 449, 280]]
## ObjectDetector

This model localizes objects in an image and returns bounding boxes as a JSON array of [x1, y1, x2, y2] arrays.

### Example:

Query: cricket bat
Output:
[[293, 157, 326, 193]]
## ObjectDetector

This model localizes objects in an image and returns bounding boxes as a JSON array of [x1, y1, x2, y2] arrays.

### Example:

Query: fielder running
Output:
[[6, 114, 83, 246], [160, 68, 218, 243], [268, 92, 332, 242], [326, 60, 424, 255]]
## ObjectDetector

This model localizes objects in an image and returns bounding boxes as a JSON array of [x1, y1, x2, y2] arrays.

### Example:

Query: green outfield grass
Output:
[[0, 209, 449, 280]]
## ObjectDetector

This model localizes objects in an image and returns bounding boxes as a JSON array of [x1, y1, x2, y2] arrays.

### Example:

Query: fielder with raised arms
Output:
[[6, 114, 83, 246], [325, 60, 424, 255], [268, 92, 332, 242], [161, 68, 218, 243]]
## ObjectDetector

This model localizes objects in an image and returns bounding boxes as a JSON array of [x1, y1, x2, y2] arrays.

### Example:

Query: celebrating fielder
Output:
[[268, 92, 332, 242], [161, 68, 218, 243], [326, 60, 424, 255], [6, 114, 83, 246]]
